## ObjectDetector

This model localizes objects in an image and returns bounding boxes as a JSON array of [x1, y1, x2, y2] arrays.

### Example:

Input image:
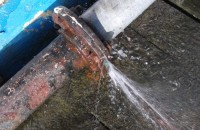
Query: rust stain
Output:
[[66, 39, 102, 72], [86, 71, 100, 81], [72, 57, 87, 69], [0, 7, 111, 130], [52, 9, 109, 74], [25, 77, 50, 110], [4, 112, 17, 120]]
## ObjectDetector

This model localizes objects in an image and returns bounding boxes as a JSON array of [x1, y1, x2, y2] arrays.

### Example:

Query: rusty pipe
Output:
[[0, 7, 107, 130], [53, 6, 109, 72], [0, 35, 69, 130]]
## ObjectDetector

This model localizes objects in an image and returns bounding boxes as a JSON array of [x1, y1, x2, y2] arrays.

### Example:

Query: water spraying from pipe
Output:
[[54, 6, 174, 128], [104, 60, 174, 129]]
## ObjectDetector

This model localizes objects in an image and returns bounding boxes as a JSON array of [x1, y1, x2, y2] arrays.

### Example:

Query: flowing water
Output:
[[104, 60, 174, 130]]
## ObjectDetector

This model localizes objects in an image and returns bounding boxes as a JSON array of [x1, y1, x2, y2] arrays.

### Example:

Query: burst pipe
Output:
[[0, 0, 155, 129]]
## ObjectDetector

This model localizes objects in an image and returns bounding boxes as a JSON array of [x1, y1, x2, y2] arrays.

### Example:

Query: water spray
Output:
[[0, 0, 156, 129], [52, 4, 173, 130]]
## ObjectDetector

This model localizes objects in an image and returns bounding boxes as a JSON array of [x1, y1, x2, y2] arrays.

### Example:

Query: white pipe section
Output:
[[81, 0, 155, 41]]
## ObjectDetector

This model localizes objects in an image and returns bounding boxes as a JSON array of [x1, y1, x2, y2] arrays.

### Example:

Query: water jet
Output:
[[0, 0, 177, 129]]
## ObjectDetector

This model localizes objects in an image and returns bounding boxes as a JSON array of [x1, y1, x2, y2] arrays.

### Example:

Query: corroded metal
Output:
[[0, 7, 108, 130], [0, 36, 69, 130], [52, 6, 108, 73]]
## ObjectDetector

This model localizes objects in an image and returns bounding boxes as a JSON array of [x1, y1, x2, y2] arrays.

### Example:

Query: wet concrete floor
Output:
[[17, 0, 200, 130]]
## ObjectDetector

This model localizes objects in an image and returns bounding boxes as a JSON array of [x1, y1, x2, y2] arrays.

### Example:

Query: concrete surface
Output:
[[168, 0, 200, 20]]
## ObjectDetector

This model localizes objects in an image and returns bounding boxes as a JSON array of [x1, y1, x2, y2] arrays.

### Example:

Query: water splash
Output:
[[104, 60, 174, 130]]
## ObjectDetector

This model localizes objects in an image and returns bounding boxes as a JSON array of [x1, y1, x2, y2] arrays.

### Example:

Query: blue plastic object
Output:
[[0, 0, 89, 80]]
